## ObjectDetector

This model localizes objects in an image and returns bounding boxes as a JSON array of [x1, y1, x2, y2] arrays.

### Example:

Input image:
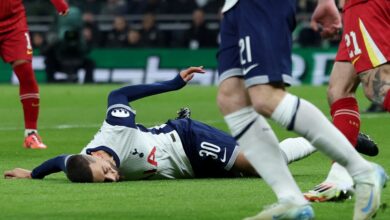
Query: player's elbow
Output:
[[107, 89, 124, 103]]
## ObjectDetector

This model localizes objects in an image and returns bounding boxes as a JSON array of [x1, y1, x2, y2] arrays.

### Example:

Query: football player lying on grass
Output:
[[4, 67, 378, 200]]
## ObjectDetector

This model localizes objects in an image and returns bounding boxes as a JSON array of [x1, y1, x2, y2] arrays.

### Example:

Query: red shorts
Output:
[[0, 21, 32, 63], [335, 0, 390, 73]]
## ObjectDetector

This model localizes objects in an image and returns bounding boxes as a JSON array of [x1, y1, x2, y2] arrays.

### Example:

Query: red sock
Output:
[[13, 62, 40, 130], [330, 97, 360, 146], [383, 90, 390, 112]]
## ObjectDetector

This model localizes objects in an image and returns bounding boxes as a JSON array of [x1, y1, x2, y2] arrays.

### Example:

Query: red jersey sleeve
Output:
[[50, 0, 69, 13]]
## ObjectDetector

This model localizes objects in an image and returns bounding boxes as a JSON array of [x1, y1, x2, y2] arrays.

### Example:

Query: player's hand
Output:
[[4, 168, 32, 179], [59, 9, 69, 16], [310, 0, 342, 39], [51, 0, 69, 16], [180, 66, 205, 82]]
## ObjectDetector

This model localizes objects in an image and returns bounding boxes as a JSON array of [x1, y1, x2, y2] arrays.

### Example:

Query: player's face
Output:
[[89, 158, 120, 182]]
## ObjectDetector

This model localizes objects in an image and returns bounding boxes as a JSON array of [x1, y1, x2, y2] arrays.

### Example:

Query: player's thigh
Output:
[[341, 0, 390, 74], [237, 0, 296, 88], [359, 63, 390, 104], [1, 29, 32, 64], [327, 62, 360, 105]]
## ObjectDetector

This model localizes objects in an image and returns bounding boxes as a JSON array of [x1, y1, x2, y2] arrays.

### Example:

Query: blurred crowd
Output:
[[25, 0, 338, 83], [27, 0, 333, 51]]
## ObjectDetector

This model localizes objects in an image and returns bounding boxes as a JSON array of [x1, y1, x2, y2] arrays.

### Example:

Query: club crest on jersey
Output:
[[111, 108, 130, 118]]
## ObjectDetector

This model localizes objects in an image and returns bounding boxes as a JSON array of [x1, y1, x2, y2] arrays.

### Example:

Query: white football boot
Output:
[[304, 163, 354, 202], [243, 199, 314, 220], [353, 163, 388, 220]]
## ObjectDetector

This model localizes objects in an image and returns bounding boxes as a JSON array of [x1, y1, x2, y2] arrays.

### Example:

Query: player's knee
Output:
[[216, 89, 231, 109], [11, 59, 29, 68], [327, 85, 339, 105], [12, 61, 38, 90], [252, 102, 273, 117], [217, 89, 249, 115]]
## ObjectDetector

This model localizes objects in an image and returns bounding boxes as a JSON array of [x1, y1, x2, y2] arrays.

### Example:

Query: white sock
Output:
[[279, 137, 316, 164], [324, 163, 354, 190], [225, 108, 307, 204], [271, 93, 371, 177], [25, 129, 37, 137]]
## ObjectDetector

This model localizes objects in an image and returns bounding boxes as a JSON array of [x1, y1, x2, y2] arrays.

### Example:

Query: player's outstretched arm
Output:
[[107, 66, 204, 106], [4, 155, 70, 180]]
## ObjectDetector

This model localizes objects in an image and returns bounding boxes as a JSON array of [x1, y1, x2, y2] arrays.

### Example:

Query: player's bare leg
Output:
[[12, 59, 47, 149], [359, 63, 390, 112]]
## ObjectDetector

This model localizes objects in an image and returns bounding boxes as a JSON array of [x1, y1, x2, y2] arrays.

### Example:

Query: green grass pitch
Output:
[[0, 84, 389, 220]]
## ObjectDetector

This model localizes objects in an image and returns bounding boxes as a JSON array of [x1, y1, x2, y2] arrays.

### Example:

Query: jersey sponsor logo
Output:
[[111, 108, 130, 118], [242, 63, 259, 75]]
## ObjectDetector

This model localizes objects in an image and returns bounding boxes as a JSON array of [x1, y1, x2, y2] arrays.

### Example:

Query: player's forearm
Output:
[[31, 155, 70, 179], [107, 74, 186, 106], [50, 0, 69, 13]]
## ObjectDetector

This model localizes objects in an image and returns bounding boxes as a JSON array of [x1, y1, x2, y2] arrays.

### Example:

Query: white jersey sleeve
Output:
[[222, 0, 239, 13]]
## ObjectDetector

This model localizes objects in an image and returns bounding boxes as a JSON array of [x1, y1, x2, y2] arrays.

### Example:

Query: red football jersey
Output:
[[0, 0, 68, 34], [0, 0, 27, 34], [335, 0, 390, 73]]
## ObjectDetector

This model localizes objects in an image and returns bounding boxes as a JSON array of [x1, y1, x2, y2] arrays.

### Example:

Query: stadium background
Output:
[[0, 0, 338, 85], [1, 1, 389, 219]]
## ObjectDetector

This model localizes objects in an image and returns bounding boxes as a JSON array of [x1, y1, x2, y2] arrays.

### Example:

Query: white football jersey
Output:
[[222, 0, 239, 13], [80, 121, 194, 180]]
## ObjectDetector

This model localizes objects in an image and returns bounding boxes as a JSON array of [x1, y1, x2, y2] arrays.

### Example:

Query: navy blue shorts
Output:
[[167, 119, 240, 178], [217, 0, 296, 87]]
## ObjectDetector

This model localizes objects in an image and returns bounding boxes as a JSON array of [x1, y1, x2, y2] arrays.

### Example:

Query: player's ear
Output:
[[90, 151, 104, 159]]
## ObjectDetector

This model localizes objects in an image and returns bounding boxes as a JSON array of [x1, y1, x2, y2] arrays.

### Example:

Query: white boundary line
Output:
[[0, 114, 386, 131], [0, 119, 226, 131], [0, 113, 390, 131]]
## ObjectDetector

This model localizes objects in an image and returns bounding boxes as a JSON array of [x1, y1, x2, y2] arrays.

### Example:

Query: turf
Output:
[[0, 84, 389, 220]]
